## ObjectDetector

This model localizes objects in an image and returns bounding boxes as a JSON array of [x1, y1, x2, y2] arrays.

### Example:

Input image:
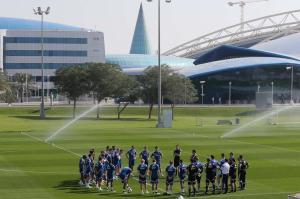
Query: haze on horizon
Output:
[[1, 0, 300, 54]]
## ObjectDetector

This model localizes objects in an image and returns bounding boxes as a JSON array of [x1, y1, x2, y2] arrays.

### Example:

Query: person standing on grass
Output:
[[205, 158, 216, 194], [149, 159, 160, 194], [126, 146, 137, 174], [95, 157, 105, 191], [173, 144, 182, 176], [229, 152, 235, 162], [140, 146, 150, 166], [119, 167, 133, 194], [165, 161, 176, 195], [106, 159, 116, 192], [220, 159, 230, 194], [190, 149, 198, 163], [79, 155, 87, 186], [84, 155, 93, 188], [88, 149, 95, 183], [194, 157, 204, 193], [187, 159, 198, 197], [238, 155, 249, 190], [137, 159, 149, 194], [151, 146, 163, 176], [229, 158, 237, 192], [178, 159, 187, 194], [113, 148, 120, 177], [217, 153, 226, 190]]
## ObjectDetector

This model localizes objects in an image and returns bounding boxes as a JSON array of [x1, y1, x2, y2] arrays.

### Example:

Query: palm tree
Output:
[[13, 73, 32, 103], [0, 71, 8, 91]]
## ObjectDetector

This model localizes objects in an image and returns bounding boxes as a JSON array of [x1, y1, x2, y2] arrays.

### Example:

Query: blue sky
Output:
[[1, 0, 300, 54]]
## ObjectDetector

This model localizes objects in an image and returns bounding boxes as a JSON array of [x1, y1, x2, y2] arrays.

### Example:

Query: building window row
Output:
[[4, 63, 77, 69], [4, 37, 88, 44], [5, 50, 87, 57]]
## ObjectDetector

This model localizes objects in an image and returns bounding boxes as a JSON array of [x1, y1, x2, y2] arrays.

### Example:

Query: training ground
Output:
[[0, 105, 299, 199]]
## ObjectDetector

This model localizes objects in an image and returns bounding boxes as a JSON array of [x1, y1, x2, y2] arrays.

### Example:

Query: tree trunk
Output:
[[20, 84, 24, 103], [73, 99, 76, 118], [171, 103, 175, 120], [148, 103, 153, 120], [118, 102, 129, 119], [96, 101, 100, 119]]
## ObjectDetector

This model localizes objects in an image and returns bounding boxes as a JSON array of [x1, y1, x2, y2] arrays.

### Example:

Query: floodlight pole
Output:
[[200, 81, 206, 105], [229, 81, 232, 105], [34, 7, 50, 119], [147, 0, 171, 128], [286, 66, 294, 104], [271, 81, 274, 105]]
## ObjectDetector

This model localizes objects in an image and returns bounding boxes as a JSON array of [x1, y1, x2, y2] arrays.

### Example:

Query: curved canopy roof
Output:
[[106, 54, 194, 69], [193, 45, 299, 65], [0, 17, 81, 30], [181, 57, 300, 78]]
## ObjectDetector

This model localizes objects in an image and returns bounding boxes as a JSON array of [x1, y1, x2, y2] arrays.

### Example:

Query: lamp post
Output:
[[271, 81, 274, 104], [286, 66, 294, 104], [229, 81, 232, 105], [34, 6, 50, 119], [146, 0, 171, 127], [200, 81, 206, 105]]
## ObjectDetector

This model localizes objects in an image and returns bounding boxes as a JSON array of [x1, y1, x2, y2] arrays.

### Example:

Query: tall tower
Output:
[[130, 3, 151, 55]]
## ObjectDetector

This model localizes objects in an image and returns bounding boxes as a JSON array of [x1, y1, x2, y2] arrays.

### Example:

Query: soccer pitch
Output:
[[0, 106, 299, 199]]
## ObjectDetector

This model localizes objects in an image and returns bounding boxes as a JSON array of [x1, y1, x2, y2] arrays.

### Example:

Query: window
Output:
[[4, 63, 77, 69], [5, 50, 87, 57], [4, 37, 88, 44]]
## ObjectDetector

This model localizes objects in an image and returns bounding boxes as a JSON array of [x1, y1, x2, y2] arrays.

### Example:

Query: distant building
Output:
[[0, 17, 105, 96]]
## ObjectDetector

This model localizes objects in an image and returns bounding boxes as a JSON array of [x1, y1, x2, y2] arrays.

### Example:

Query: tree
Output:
[[139, 65, 198, 120], [138, 65, 172, 119], [86, 63, 128, 119], [0, 71, 8, 91], [55, 65, 89, 118], [0, 72, 15, 104], [13, 73, 32, 103], [115, 75, 141, 119], [164, 74, 198, 120]]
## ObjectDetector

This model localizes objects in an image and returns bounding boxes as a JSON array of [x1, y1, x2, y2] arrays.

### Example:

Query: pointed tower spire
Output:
[[130, 3, 151, 54]]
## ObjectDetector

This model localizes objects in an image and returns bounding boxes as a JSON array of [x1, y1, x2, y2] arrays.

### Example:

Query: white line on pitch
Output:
[[0, 168, 77, 175], [226, 139, 300, 153], [196, 191, 299, 199], [20, 132, 81, 157]]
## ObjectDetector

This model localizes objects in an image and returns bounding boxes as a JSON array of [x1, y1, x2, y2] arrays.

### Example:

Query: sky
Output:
[[1, 0, 300, 54]]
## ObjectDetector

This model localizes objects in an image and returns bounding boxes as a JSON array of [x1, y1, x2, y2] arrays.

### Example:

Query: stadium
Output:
[[1, 2, 300, 199], [2, 5, 300, 104]]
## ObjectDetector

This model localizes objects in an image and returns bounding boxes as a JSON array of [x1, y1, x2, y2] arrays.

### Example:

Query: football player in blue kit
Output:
[[149, 159, 160, 194], [178, 159, 187, 194], [165, 161, 176, 195], [137, 159, 148, 194]]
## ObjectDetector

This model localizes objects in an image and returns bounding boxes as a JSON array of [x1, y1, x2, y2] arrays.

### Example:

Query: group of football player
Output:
[[78, 144, 249, 196]]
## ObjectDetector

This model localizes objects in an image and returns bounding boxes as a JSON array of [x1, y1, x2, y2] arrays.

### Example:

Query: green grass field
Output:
[[0, 105, 299, 199]]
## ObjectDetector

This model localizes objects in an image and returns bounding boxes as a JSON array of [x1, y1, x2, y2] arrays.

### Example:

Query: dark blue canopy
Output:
[[193, 45, 299, 65]]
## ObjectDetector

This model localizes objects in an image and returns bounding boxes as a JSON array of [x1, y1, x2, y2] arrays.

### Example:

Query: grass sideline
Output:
[[0, 106, 299, 199]]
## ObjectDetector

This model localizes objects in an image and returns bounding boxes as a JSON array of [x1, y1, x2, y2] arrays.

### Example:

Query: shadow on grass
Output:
[[54, 179, 174, 198], [235, 109, 266, 116], [11, 115, 156, 122]]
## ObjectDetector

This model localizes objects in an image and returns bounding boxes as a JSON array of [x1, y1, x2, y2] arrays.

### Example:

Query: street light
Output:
[[146, 0, 171, 128], [286, 66, 294, 104], [229, 81, 232, 105], [200, 81, 206, 105], [271, 81, 274, 105], [34, 6, 50, 119]]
